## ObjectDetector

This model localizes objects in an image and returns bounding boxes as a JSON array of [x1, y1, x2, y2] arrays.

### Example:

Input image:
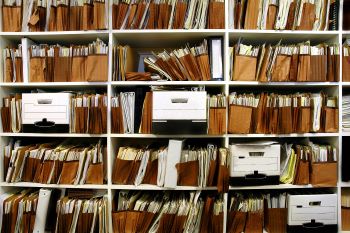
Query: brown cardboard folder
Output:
[[2, 6, 22, 32], [86, 54, 108, 82], [233, 55, 257, 81], [342, 208, 350, 231], [71, 56, 86, 82], [176, 160, 199, 186], [208, 107, 226, 134], [228, 105, 253, 134], [264, 208, 287, 233], [310, 162, 337, 187], [227, 211, 247, 233], [29, 57, 46, 82]]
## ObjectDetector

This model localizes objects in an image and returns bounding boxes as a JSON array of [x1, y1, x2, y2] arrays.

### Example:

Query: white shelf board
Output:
[[110, 185, 218, 190], [112, 29, 226, 34], [230, 184, 328, 190], [228, 133, 339, 138], [228, 29, 340, 35], [110, 134, 226, 138], [341, 182, 350, 188], [111, 81, 225, 86], [0, 82, 108, 88], [0, 182, 108, 189], [342, 131, 350, 136], [229, 81, 339, 87], [1, 30, 110, 36], [0, 133, 108, 137]]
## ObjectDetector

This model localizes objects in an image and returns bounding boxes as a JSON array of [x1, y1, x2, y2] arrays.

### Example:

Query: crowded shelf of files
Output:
[[0, 0, 349, 232]]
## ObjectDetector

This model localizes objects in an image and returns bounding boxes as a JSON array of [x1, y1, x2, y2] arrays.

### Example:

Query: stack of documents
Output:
[[208, 94, 227, 134], [55, 193, 108, 233], [70, 93, 107, 134], [20, 0, 108, 32], [112, 190, 224, 233], [4, 139, 106, 185], [228, 91, 338, 134], [265, 193, 288, 233], [343, 39, 350, 82], [47, 0, 70, 31], [227, 193, 264, 233], [29, 38, 108, 82], [343, 95, 350, 130], [113, 45, 152, 81], [112, 0, 224, 30], [112, 140, 229, 191], [1, 94, 22, 133], [342, 189, 350, 231], [111, 93, 136, 134], [280, 142, 337, 187], [0, 188, 53, 233], [111, 87, 148, 134], [230, 0, 334, 31], [2, 0, 22, 31], [3, 45, 23, 83], [230, 40, 340, 82], [142, 38, 223, 81]]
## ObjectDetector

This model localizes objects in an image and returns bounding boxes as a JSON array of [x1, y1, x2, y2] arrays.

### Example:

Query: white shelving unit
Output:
[[0, 1, 349, 232]]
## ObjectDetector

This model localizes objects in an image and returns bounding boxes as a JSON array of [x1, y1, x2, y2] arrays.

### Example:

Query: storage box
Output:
[[229, 142, 280, 186], [152, 91, 207, 134], [22, 93, 72, 133], [287, 193, 338, 233]]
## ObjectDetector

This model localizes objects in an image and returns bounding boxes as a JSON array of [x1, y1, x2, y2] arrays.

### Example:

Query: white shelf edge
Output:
[[228, 133, 339, 138], [227, 29, 340, 35], [229, 81, 339, 86], [0, 82, 108, 87], [0, 31, 110, 36], [110, 134, 226, 138], [112, 29, 226, 34], [0, 133, 108, 137], [230, 184, 333, 190], [110, 185, 218, 191], [0, 182, 108, 189], [111, 81, 225, 86]]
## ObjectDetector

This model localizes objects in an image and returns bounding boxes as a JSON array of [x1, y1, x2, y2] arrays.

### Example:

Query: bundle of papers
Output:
[[112, 190, 224, 233], [265, 193, 287, 209], [228, 91, 338, 134], [112, 0, 224, 30], [70, 93, 108, 134], [111, 93, 136, 133], [343, 40, 350, 82], [343, 95, 350, 130], [230, 0, 335, 31], [3, 45, 23, 83], [0, 189, 54, 233], [19, 0, 108, 32], [112, 140, 229, 190], [230, 40, 340, 82], [3, 139, 106, 185], [55, 194, 109, 233], [280, 142, 337, 186], [29, 38, 108, 82], [342, 189, 350, 208], [1, 94, 22, 133], [143, 39, 218, 81]]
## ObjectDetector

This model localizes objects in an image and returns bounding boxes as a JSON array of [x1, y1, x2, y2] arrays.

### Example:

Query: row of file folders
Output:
[[2, 0, 225, 32], [0, 90, 339, 135], [2, 0, 340, 31], [0, 189, 108, 233], [3, 37, 224, 83], [6, 38, 350, 83], [0, 189, 340, 233], [228, 0, 339, 31], [3, 139, 338, 188]]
